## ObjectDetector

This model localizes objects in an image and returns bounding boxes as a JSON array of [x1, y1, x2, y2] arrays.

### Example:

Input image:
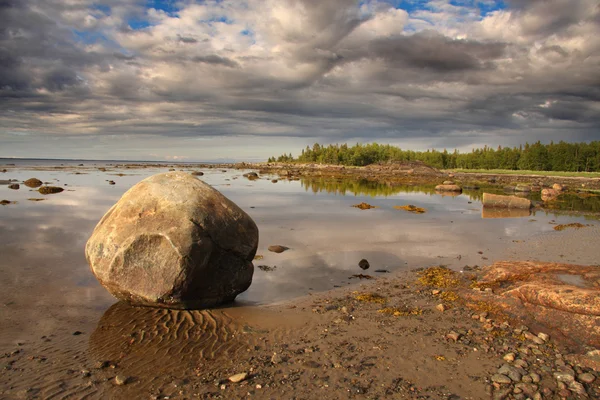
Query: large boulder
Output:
[[85, 172, 258, 309]]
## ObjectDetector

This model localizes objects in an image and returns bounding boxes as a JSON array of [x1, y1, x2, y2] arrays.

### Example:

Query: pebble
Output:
[[503, 353, 515, 362], [271, 353, 283, 364], [114, 375, 128, 386], [569, 381, 586, 396], [537, 332, 549, 342], [446, 331, 461, 341], [513, 359, 528, 368], [228, 373, 248, 383], [491, 374, 512, 384], [578, 372, 595, 383], [436, 304, 446, 312], [530, 373, 541, 383]]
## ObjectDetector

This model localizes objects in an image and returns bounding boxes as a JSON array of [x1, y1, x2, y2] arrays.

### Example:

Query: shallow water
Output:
[[0, 163, 598, 347]]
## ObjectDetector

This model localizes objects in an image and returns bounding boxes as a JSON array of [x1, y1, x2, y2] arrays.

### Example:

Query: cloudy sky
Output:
[[1, 0, 599, 161]]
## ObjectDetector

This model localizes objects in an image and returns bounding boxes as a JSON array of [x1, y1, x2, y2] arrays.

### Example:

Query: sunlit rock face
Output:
[[85, 172, 258, 309]]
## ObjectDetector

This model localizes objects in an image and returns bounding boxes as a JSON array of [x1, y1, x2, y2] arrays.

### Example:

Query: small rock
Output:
[[271, 353, 283, 365], [578, 372, 595, 383], [108, 180, 115, 185], [115, 375, 129, 385], [446, 331, 461, 341], [530, 373, 541, 383], [554, 370, 575, 383], [491, 374, 512, 384], [568, 381, 586, 396], [537, 332, 549, 342], [23, 178, 43, 188], [8, 183, 19, 190], [503, 353, 515, 362], [436, 304, 446, 312], [38, 186, 64, 195], [228, 372, 248, 383], [268, 245, 289, 253], [358, 259, 370, 270]]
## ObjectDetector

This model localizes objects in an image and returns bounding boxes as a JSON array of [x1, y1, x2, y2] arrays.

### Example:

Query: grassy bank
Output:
[[448, 169, 600, 178]]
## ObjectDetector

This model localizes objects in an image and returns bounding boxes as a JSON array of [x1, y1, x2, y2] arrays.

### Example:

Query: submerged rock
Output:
[[8, 183, 19, 190], [23, 178, 43, 188], [352, 202, 377, 210], [191, 171, 204, 176], [85, 172, 258, 309]]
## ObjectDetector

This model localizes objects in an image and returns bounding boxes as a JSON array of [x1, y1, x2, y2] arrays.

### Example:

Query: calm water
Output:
[[0, 163, 598, 345]]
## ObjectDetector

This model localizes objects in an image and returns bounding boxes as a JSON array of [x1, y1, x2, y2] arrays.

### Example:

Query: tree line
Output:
[[267, 141, 600, 172]]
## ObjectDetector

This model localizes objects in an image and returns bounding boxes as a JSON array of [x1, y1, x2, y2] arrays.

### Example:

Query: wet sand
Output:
[[1, 163, 599, 399], [2, 226, 600, 399]]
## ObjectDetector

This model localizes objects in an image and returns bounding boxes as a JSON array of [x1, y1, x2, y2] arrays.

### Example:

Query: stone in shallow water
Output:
[[85, 172, 258, 309]]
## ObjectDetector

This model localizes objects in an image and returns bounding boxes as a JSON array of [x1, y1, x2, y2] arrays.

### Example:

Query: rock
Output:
[[114, 375, 129, 385], [85, 172, 258, 309], [268, 245, 289, 254], [482, 193, 531, 209], [537, 332, 549, 342], [352, 202, 377, 210], [271, 353, 283, 364], [446, 331, 461, 341], [491, 374, 512, 384], [191, 171, 204, 176], [243, 172, 259, 180], [578, 372, 595, 383], [358, 259, 370, 270], [530, 373, 541, 383], [435, 184, 462, 192], [38, 186, 64, 195], [514, 185, 531, 192], [553, 183, 566, 192], [541, 188, 559, 201], [228, 372, 248, 383], [436, 304, 446, 312], [108, 180, 115, 185], [568, 381, 586, 396], [498, 364, 523, 382], [503, 353, 515, 362], [493, 387, 512, 400], [20, 178, 39, 187], [8, 183, 19, 190], [271, 179, 278, 183], [470, 261, 600, 350], [554, 370, 575, 383], [442, 180, 454, 185]]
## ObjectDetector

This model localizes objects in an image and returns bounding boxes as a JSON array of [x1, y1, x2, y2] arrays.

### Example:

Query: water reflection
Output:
[[481, 208, 532, 219], [1, 165, 599, 348]]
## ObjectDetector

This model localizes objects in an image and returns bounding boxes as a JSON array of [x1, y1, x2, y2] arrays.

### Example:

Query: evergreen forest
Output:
[[268, 141, 600, 172]]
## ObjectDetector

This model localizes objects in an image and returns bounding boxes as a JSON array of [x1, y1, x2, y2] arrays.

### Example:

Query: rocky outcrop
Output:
[[482, 193, 531, 209], [469, 261, 600, 351], [85, 172, 258, 309]]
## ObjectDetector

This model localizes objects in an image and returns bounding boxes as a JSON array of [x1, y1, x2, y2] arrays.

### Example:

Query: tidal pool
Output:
[[0, 162, 598, 347]]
